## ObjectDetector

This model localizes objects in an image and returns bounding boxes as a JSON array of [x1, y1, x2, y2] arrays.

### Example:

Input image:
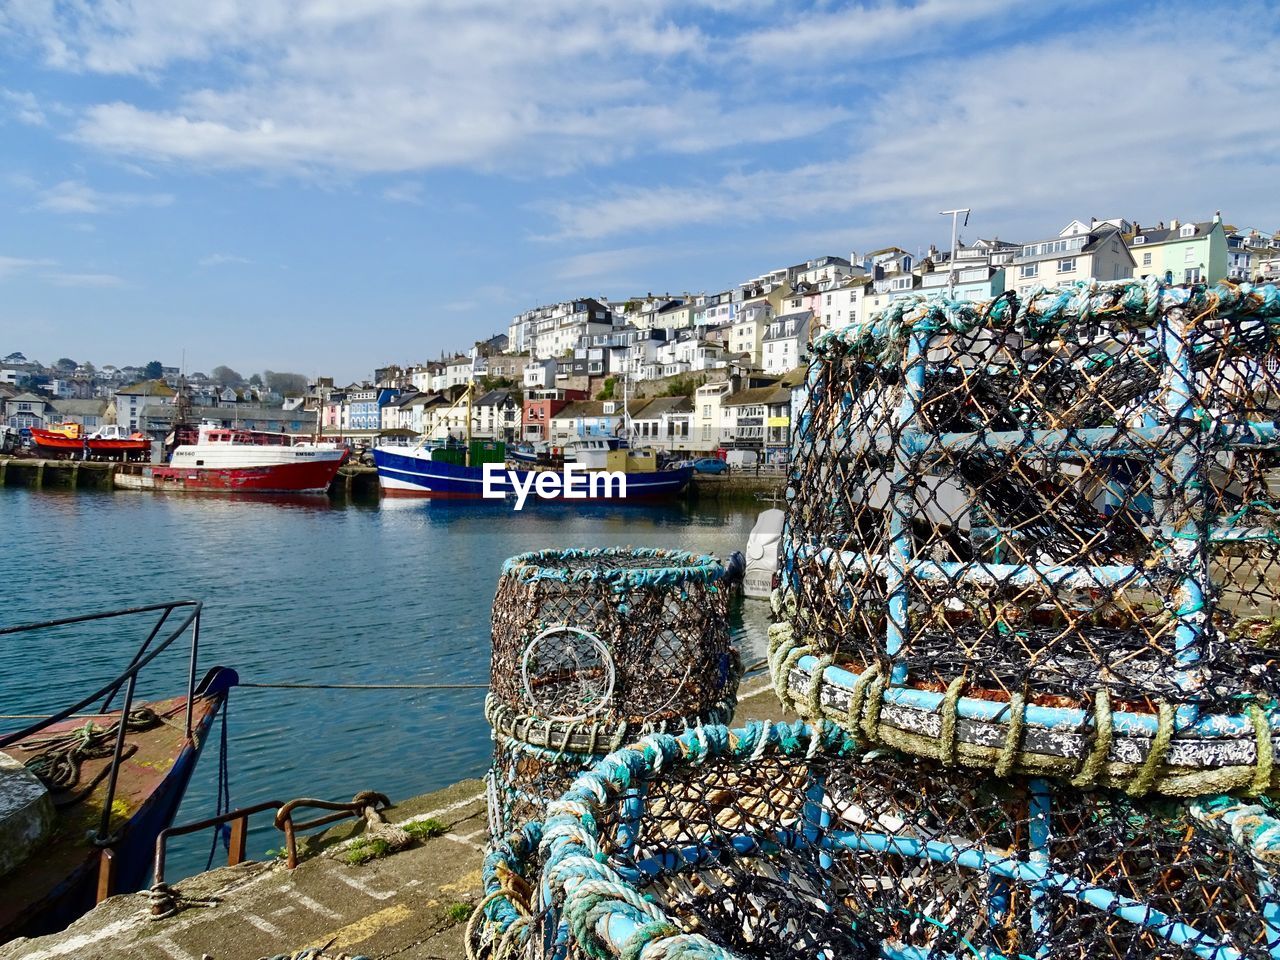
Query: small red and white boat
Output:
[[30, 423, 150, 459], [151, 422, 348, 493]]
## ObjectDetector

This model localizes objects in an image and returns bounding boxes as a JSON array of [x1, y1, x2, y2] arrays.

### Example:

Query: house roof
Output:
[[407, 393, 447, 408], [117, 379, 176, 396], [51, 399, 108, 416], [554, 399, 654, 420], [476, 388, 517, 407], [632, 396, 692, 418], [1129, 220, 1221, 246], [865, 246, 910, 258], [724, 384, 782, 407]]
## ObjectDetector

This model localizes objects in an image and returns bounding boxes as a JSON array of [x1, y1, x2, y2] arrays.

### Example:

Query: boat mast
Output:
[[465, 346, 477, 467]]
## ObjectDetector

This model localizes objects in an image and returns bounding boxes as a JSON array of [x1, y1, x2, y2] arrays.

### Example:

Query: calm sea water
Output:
[[0, 487, 769, 879]]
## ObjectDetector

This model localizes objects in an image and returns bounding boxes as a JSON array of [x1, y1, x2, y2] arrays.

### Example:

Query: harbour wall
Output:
[[0, 457, 783, 502]]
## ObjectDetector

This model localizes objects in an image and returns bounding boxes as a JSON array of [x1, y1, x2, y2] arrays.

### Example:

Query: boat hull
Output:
[[0, 667, 237, 943], [373, 447, 692, 500], [150, 458, 344, 493], [30, 430, 149, 457]]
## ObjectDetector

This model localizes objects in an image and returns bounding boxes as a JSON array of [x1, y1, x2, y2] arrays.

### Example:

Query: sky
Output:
[[1, 0, 1278, 383]]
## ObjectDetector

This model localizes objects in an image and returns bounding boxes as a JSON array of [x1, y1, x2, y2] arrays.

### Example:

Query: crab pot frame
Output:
[[490, 548, 735, 725], [469, 720, 1280, 960], [484, 685, 738, 837], [485, 547, 739, 837], [778, 281, 1280, 794]]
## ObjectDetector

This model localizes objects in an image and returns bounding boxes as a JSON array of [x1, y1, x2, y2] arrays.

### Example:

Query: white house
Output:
[[693, 380, 733, 449], [523, 358, 558, 390], [730, 302, 772, 368], [761, 311, 812, 374], [474, 388, 521, 441]]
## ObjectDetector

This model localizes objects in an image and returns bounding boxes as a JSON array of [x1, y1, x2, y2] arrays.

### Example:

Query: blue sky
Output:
[[1, 0, 1278, 383]]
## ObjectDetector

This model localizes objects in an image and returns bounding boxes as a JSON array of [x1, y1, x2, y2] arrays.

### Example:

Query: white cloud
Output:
[[382, 181, 424, 205], [546, 9, 1280, 244], [36, 179, 174, 214], [0, 0, 852, 175], [739, 0, 1035, 64], [198, 253, 252, 267], [556, 245, 679, 284], [1, 88, 46, 125], [0, 256, 124, 288], [0, 255, 56, 279]]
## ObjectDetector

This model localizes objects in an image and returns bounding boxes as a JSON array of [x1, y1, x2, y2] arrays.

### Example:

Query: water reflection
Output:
[[0, 487, 769, 879]]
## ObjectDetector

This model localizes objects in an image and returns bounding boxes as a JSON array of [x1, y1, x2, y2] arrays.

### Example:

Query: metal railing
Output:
[[0, 600, 205, 844]]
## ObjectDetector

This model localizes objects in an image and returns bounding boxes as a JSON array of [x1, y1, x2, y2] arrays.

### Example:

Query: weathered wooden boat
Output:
[[0, 601, 236, 943]]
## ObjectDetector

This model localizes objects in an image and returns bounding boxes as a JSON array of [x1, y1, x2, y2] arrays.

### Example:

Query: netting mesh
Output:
[[469, 722, 1280, 960], [783, 283, 1280, 712], [486, 547, 739, 837], [490, 548, 734, 724]]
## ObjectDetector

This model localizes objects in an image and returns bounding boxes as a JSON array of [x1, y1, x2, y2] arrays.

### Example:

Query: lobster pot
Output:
[[779, 282, 1280, 778], [489, 548, 735, 725], [469, 721, 1280, 960], [487, 735, 607, 839]]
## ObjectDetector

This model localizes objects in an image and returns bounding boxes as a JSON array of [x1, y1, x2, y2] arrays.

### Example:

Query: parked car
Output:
[[692, 457, 729, 475]]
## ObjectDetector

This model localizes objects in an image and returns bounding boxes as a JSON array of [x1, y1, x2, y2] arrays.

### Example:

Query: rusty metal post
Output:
[[282, 818, 298, 869], [96, 849, 116, 903], [228, 815, 248, 866]]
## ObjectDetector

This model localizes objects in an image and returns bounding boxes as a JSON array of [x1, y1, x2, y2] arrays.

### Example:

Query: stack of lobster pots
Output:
[[483, 547, 738, 837]]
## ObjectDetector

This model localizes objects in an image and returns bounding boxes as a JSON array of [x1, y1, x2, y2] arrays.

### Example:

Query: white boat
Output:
[[744, 508, 785, 599], [153, 422, 348, 493]]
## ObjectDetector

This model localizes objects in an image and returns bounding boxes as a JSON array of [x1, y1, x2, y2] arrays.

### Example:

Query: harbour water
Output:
[[0, 487, 770, 880]]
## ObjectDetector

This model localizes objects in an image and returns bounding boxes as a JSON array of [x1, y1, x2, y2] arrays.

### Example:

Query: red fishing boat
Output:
[[0, 602, 236, 943], [30, 423, 150, 459], [150, 422, 348, 493]]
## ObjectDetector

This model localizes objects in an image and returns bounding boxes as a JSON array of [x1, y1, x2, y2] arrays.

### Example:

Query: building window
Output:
[[1142, 252, 1152, 266], [1185, 247, 1196, 263], [1020, 263, 1039, 279], [1057, 258, 1076, 273], [1184, 267, 1203, 283]]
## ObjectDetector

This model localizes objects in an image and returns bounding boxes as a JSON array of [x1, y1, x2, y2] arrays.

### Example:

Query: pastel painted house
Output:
[[1129, 216, 1227, 285], [1008, 220, 1135, 299]]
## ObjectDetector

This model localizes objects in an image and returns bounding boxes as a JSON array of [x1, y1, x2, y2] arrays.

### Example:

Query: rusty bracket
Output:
[[153, 800, 285, 891], [273, 791, 392, 869]]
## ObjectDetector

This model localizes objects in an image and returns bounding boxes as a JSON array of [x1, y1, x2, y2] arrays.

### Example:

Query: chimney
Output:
[[1213, 210, 1222, 224], [1170, 218, 1180, 230]]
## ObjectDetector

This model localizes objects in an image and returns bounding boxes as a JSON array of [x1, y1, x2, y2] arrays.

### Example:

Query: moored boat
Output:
[[373, 441, 693, 500], [0, 602, 236, 942], [30, 423, 151, 460], [150, 422, 347, 493]]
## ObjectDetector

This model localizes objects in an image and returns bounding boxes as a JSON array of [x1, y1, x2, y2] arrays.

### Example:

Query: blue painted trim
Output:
[[794, 654, 1276, 739]]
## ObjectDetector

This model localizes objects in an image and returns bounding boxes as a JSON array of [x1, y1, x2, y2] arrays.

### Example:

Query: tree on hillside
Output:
[[143, 360, 164, 380], [211, 365, 244, 387], [264, 370, 308, 396], [248, 373, 263, 388], [54, 357, 76, 372]]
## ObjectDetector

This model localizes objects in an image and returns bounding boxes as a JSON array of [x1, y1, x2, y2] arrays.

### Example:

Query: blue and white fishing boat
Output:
[[372, 443, 692, 500], [372, 381, 692, 500]]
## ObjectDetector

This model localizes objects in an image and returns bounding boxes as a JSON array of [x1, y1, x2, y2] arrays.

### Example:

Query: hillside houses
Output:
[[10, 208, 1278, 464]]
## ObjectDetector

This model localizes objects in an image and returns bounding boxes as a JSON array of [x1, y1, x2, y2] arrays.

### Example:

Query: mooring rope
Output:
[[238, 682, 489, 690]]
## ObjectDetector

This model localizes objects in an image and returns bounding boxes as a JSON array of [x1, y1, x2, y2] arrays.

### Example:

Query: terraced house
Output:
[[1008, 219, 1135, 298], [1128, 215, 1227, 284]]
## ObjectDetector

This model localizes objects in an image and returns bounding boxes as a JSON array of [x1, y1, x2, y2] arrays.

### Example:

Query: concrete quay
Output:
[[1, 674, 790, 960]]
